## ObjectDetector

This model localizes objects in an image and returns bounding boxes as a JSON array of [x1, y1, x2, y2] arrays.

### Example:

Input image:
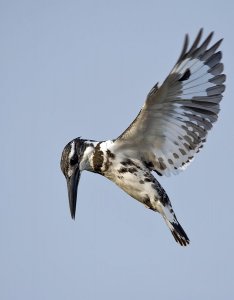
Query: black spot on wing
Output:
[[121, 159, 141, 168], [154, 170, 163, 176], [143, 161, 162, 176], [144, 161, 154, 169], [178, 68, 191, 81], [118, 166, 138, 175], [144, 178, 152, 183], [106, 149, 115, 159], [118, 167, 128, 173], [128, 167, 137, 174]]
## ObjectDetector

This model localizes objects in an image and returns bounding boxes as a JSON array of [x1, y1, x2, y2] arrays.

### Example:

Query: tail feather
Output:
[[165, 219, 190, 246], [159, 203, 190, 246], [151, 180, 190, 246]]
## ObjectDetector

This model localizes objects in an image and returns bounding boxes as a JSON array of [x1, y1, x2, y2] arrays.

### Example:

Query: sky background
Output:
[[1, 0, 234, 299]]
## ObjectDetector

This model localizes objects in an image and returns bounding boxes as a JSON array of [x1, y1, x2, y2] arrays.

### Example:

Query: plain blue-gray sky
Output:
[[1, 0, 233, 299]]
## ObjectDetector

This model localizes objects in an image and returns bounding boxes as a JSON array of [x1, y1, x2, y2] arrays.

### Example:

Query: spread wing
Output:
[[114, 29, 226, 176]]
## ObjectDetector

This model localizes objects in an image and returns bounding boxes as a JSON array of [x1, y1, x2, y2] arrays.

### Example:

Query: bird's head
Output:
[[60, 137, 87, 219]]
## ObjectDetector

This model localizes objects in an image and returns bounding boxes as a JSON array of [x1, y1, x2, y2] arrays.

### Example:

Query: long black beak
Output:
[[67, 169, 81, 219]]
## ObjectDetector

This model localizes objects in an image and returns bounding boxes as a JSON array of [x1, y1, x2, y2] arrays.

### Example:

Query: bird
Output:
[[60, 29, 225, 246]]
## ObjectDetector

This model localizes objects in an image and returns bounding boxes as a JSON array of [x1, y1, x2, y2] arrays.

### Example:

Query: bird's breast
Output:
[[91, 141, 116, 175]]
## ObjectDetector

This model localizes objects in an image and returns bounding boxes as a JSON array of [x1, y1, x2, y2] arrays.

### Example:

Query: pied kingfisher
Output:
[[60, 29, 225, 246]]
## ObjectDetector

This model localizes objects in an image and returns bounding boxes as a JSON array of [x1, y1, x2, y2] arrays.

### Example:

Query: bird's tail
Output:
[[159, 204, 190, 246], [164, 217, 190, 246]]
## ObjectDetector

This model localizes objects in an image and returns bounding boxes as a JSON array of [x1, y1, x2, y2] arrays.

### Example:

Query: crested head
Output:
[[60, 137, 87, 177], [60, 137, 97, 219], [60, 137, 88, 219]]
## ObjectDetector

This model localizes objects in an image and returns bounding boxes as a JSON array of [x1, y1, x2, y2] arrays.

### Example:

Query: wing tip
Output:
[[176, 29, 222, 65]]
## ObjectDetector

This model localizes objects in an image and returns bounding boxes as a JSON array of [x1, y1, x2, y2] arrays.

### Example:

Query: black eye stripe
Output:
[[70, 153, 78, 166]]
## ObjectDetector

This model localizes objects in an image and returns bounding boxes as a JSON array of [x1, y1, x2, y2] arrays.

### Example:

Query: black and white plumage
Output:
[[60, 29, 225, 246]]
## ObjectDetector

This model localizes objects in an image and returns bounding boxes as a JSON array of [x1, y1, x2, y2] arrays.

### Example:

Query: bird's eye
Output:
[[70, 154, 78, 166]]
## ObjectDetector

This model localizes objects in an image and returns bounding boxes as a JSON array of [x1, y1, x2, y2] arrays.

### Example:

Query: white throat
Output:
[[79, 142, 98, 171]]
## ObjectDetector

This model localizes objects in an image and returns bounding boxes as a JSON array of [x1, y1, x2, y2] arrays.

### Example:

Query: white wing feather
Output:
[[114, 29, 225, 176]]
